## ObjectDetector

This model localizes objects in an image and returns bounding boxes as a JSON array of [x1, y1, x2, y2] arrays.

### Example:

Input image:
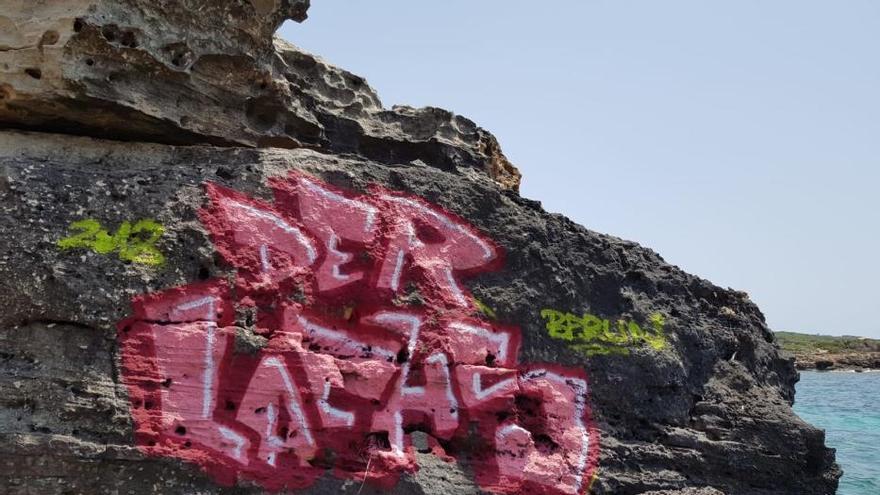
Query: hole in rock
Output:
[[73, 18, 84, 33], [120, 31, 138, 48], [40, 30, 60, 46], [101, 25, 119, 42], [244, 96, 280, 132], [365, 432, 391, 450], [163, 42, 194, 69], [485, 353, 497, 367], [412, 219, 444, 244], [534, 433, 559, 454], [24, 68, 42, 80], [175, 426, 187, 436], [396, 348, 409, 364], [215, 166, 235, 180]]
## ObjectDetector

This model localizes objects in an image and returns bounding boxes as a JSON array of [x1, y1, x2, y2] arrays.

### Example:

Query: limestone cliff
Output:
[[0, 2, 839, 494]]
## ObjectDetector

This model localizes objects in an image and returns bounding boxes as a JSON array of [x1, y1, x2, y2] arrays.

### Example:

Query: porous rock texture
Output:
[[0, 0, 519, 190], [0, 2, 839, 495]]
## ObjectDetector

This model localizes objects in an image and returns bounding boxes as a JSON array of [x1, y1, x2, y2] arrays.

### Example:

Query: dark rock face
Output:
[[0, 2, 839, 494]]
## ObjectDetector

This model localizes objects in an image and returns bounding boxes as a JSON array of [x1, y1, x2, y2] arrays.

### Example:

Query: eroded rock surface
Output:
[[0, 0, 520, 189], [0, 1, 838, 494]]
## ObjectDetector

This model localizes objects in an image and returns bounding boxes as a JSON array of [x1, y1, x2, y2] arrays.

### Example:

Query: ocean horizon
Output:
[[794, 371, 880, 494]]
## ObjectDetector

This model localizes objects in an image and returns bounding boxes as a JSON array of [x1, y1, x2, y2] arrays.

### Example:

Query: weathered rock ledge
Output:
[[0, 1, 839, 494], [0, 0, 520, 189]]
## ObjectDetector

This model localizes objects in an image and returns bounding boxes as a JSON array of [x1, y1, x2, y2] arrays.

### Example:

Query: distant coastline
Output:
[[776, 331, 880, 371]]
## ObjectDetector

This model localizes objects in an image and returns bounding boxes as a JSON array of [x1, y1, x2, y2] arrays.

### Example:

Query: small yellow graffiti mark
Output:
[[473, 298, 497, 320], [343, 305, 355, 321], [58, 218, 165, 266], [540, 308, 667, 356]]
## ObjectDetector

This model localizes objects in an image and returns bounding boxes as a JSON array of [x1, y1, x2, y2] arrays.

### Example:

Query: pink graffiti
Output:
[[118, 172, 600, 494]]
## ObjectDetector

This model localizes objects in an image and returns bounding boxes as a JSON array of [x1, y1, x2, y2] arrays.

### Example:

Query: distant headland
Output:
[[776, 331, 880, 371]]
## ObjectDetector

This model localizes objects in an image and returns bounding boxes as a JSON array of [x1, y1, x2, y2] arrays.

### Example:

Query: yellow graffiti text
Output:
[[58, 218, 165, 266], [540, 309, 667, 356], [473, 298, 497, 320]]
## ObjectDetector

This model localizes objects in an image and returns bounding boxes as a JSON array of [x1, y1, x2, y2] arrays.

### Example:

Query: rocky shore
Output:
[[776, 332, 880, 371], [791, 352, 880, 372]]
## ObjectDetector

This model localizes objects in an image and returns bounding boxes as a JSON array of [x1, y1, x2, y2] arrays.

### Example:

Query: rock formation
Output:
[[793, 352, 880, 372], [776, 332, 880, 371], [0, 2, 840, 494]]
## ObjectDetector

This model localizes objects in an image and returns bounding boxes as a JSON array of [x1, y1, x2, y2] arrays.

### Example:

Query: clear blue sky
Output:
[[279, 1, 880, 338]]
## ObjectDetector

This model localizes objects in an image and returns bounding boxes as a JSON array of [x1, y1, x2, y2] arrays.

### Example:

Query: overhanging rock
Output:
[[0, 2, 839, 494], [0, 0, 520, 189]]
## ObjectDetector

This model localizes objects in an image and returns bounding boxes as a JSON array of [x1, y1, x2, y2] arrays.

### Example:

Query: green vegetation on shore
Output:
[[775, 331, 880, 355]]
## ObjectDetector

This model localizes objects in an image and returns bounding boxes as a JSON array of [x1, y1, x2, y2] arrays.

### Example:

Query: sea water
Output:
[[794, 371, 880, 494]]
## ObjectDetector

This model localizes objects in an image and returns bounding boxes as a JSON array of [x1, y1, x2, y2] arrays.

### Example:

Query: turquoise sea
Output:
[[794, 371, 880, 495]]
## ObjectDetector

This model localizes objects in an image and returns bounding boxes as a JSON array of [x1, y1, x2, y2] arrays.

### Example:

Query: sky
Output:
[[279, 1, 880, 338]]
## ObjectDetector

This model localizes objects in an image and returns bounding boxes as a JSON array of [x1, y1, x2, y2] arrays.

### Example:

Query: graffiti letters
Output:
[[117, 172, 599, 494], [541, 309, 666, 356], [58, 218, 165, 265]]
